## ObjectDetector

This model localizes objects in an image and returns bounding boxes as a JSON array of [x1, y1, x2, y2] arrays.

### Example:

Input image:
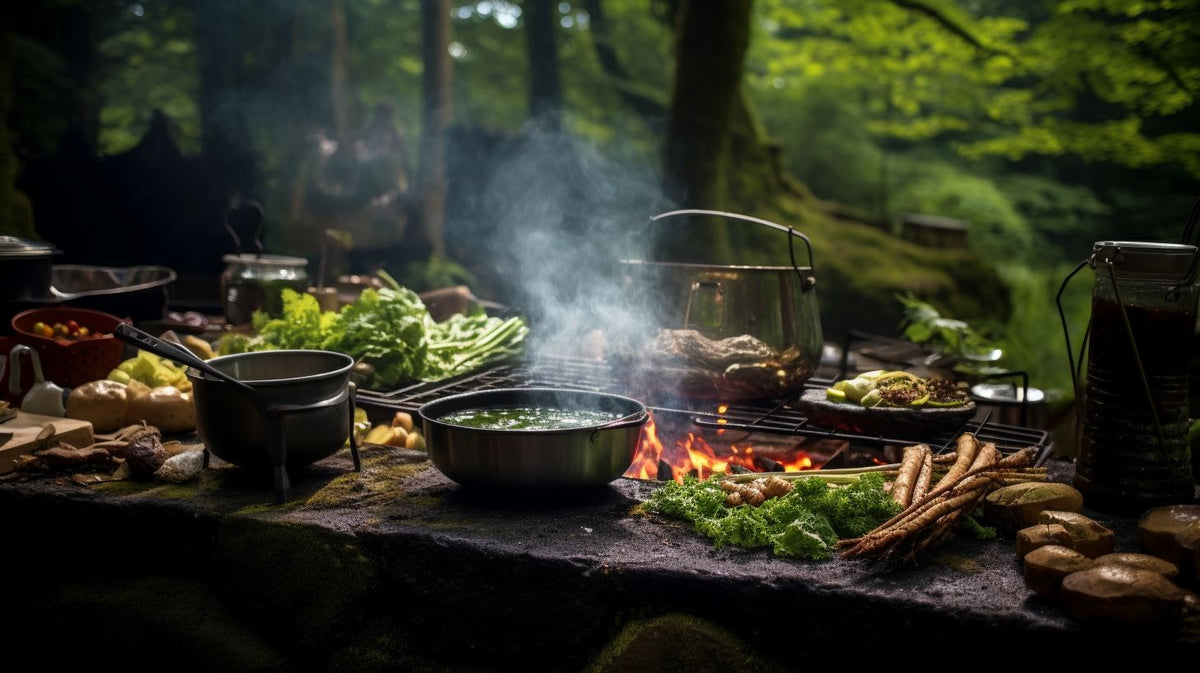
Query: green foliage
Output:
[[644, 472, 900, 560], [896, 291, 999, 360], [337, 285, 430, 387]]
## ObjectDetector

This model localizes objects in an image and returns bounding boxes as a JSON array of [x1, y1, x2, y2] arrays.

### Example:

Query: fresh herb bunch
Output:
[[644, 472, 900, 560]]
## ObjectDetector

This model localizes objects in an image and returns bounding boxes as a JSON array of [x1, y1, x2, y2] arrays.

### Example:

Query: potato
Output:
[[405, 431, 426, 452], [1036, 510, 1115, 558], [364, 424, 394, 445], [1059, 565, 1189, 623], [1023, 545, 1095, 598], [391, 411, 414, 433], [983, 482, 1084, 533], [126, 386, 196, 435], [384, 426, 408, 447], [65, 379, 130, 433], [1015, 523, 1075, 558]]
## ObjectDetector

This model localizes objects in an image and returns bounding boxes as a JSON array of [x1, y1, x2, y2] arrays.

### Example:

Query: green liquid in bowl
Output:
[[439, 406, 623, 430]]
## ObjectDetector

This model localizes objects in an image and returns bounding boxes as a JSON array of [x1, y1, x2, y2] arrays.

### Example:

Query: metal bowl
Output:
[[418, 388, 649, 489], [188, 350, 354, 471]]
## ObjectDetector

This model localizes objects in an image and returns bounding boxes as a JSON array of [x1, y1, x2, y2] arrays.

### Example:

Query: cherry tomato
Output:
[[66, 319, 79, 333]]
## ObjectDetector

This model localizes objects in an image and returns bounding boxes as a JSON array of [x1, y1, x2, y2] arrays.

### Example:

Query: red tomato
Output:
[[66, 320, 80, 333]]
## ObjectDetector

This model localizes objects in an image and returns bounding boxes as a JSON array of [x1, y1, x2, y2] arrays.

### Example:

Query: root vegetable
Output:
[[1023, 545, 1095, 597], [125, 385, 195, 435], [928, 433, 979, 498], [891, 443, 929, 508], [1137, 504, 1200, 568], [1016, 523, 1075, 558], [1059, 564, 1189, 623], [405, 430, 426, 451], [363, 424, 393, 445], [1093, 553, 1180, 580], [982, 482, 1084, 534], [911, 449, 933, 503], [1036, 510, 1115, 559], [391, 411, 415, 433]]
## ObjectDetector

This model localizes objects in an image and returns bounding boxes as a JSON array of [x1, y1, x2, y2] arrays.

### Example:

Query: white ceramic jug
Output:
[[8, 344, 66, 417]]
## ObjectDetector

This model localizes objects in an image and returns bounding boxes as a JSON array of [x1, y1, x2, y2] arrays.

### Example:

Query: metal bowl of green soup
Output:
[[418, 388, 649, 489]]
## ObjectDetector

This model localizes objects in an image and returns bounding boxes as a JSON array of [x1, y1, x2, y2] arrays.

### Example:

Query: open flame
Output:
[[624, 409, 819, 482]]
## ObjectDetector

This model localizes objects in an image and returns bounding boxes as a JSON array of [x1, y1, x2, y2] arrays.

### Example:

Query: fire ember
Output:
[[624, 407, 848, 482]]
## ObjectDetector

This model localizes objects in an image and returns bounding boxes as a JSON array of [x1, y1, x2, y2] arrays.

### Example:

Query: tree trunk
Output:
[[330, 0, 351, 137], [660, 0, 754, 262], [417, 0, 452, 259], [525, 0, 562, 130]]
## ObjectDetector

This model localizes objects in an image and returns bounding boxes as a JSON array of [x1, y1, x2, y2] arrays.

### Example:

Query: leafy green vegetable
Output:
[[222, 272, 529, 389], [336, 285, 428, 387], [253, 289, 344, 351], [644, 472, 900, 560], [423, 312, 530, 382]]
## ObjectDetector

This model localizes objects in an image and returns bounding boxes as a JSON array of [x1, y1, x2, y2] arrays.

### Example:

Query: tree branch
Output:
[[888, 0, 1006, 56]]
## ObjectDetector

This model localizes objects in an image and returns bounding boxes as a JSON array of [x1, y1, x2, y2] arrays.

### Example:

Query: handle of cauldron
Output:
[[648, 209, 817, 292], [589, 407, 649, 443], [224, 196, 266, 257]]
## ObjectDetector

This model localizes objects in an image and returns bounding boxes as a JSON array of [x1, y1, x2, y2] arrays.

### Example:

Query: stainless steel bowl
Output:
[[188, 350, 355, 470], [418, 388, 649, 489]]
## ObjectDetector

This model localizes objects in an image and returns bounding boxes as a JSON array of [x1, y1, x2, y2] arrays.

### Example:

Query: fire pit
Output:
[[356, 354, 1054, 483]]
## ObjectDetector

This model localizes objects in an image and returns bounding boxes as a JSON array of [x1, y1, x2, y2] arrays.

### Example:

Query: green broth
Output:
[[439, 406, 623, 430]]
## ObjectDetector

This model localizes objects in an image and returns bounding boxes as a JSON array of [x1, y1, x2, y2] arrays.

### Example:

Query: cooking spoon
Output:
[[113, 323, 262, 403]]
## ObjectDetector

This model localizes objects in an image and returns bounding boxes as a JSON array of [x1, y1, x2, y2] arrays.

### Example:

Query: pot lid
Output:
[[970, 382, 1045, 405], [0, 235, 60, 259]]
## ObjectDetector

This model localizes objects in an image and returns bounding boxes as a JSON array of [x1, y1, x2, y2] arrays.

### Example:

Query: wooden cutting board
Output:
[[0, 411, 95, 474]]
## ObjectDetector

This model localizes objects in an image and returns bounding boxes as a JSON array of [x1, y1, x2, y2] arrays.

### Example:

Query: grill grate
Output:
[[357, 355, 1054, 466]]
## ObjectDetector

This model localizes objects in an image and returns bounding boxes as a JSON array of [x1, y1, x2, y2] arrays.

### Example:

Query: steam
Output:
[[463, 125, 672, 362]]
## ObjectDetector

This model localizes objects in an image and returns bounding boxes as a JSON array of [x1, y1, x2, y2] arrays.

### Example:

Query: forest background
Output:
[[3, 0, 1199, 452]]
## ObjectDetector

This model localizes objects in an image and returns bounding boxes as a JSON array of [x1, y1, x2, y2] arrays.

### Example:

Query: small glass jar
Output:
[[1074, 240, 1198, 513], [220, 254, 309, 326]]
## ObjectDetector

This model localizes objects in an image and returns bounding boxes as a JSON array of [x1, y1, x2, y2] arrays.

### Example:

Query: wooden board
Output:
[[0, 411, 95, 474], [796, 388, 976, 437]]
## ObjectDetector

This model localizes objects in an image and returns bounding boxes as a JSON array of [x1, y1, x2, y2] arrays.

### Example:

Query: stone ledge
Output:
[[1, 447, 1195, 670]]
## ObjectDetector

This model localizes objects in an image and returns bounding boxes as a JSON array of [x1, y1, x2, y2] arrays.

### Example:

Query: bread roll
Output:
[[66, 380, 130, 432]]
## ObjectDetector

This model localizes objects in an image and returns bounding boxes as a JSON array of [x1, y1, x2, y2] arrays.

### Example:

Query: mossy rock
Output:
[[18, 575, 286, 671], [585, 614, 787, 673], [214, 516, 381, 652]]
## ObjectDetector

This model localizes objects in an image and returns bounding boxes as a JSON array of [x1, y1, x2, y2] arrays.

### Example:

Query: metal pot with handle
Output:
[[618, 209, 823, 401]]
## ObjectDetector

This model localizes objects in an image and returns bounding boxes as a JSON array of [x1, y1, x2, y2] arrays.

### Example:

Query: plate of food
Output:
[[797, 370, 976, 435]]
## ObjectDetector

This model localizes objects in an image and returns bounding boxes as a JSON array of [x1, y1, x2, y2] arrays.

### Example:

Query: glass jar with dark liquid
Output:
[[1073, 241, 1198, 513]]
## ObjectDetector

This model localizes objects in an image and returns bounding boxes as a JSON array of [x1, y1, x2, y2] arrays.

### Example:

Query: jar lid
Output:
[[222, 253, 308, 267], [0, 235, 59, 259], [970, 382, 1045, 405], [1092, 241, 1197, 279]]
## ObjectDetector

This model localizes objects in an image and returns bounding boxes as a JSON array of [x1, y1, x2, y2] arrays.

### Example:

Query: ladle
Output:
[[114, 323, 262, 407]]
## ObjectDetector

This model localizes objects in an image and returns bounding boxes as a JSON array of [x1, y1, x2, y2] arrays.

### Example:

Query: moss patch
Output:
[[302, 449, 430, 510], [585, 614, 788, 673]]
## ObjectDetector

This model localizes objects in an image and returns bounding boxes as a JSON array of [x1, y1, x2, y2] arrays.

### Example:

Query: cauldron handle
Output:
[[648, 209, 817, 292]]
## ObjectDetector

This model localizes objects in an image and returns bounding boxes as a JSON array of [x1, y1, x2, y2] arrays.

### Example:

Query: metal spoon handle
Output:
[[113, 323, 258, 397]]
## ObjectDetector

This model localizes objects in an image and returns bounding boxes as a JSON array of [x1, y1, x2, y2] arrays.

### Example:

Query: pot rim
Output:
[[186, 349, 354, 386], [419, 387, 649, 436]]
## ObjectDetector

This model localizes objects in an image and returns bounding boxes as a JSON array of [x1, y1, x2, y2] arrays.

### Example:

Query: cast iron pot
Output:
[[418, 388, 649, 489], [188, 349, 356, 471]]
